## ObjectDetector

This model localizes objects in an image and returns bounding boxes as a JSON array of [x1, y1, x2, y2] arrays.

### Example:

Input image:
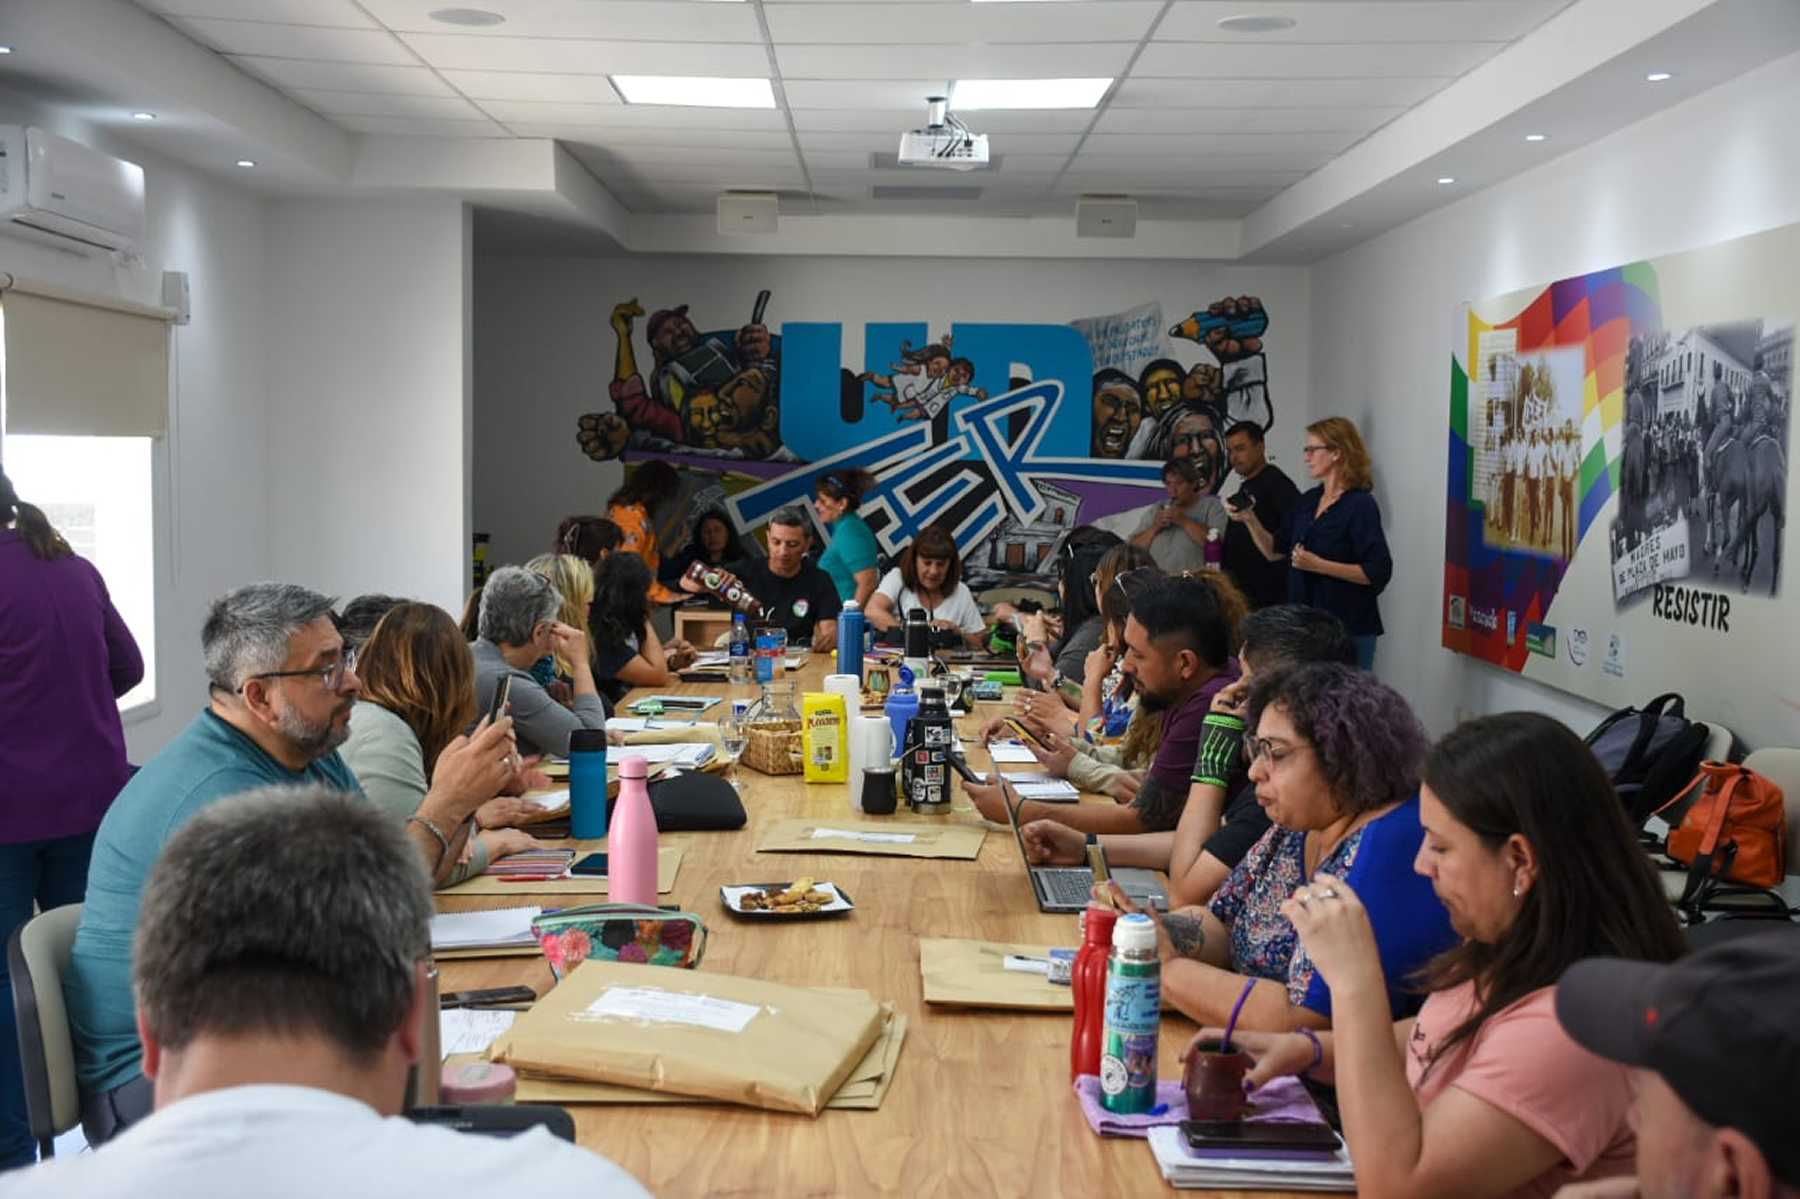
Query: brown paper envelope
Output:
[[437, 846, 683, 896], [756, 818, 985, 860], [919, 937, 1075, 1011], [490, 960, 883, 1116], [509, 1002, 904, 1110]]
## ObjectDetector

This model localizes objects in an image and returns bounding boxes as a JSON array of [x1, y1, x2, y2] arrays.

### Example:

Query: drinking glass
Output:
[[720, 701, 750, 792]]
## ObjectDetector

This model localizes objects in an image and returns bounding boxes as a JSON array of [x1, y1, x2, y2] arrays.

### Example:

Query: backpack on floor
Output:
[[1583, 692, 1711, 827]]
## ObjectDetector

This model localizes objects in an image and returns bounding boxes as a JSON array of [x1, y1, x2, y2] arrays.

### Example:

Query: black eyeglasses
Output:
[[239, 648, 358, 695]]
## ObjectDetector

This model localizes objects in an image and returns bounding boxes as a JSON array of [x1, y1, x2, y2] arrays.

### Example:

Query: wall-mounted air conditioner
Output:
[[0, 125, 145, 255]]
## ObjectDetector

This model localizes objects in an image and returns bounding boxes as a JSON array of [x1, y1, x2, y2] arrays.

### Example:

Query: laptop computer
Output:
[[997, 778, 1169, 914]]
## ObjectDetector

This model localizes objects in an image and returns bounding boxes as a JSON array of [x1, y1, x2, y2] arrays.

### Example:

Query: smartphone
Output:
[[488, 674, 512, 725], [1180, 1120, 1340, 1153], [439, 985, 537, 1009], [571, 852, 609, 876], [1226, 490, 1254, 512], [947, 752, 983, 785], [1004, 716, 1048, 750]]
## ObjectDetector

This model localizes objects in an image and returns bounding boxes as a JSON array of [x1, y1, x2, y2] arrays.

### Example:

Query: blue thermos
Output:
[[569, 727, 610, 839], [838, 599, 865, 683]]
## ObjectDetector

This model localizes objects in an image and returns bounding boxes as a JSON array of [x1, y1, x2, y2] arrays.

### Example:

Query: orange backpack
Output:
[[1657, 763, 1787, 911]]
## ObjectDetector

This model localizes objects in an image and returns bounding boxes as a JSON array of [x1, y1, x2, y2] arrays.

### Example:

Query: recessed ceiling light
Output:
[[428, 7, 505, 25], [235, 159, 255, 168], [0, 46, 13, 55], [1437, 176, 1456, 185], [1524, 133, 1547, 142], [1217, 15, 1299, 34], [1646, 71, 1673, 82], [612, 76, 775, 108], [131, 111, 156, 121], [950, 78, 1113, 110]]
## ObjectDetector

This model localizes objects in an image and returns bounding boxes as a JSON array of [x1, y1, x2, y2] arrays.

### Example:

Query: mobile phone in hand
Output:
[[947, 752, 983, 785], [1226, 491, 1254, 512], [439, 985, 536, 1009], [488, 674, 513, 725]]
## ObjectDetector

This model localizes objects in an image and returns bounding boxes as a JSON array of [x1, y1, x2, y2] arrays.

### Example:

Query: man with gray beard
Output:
[[62, 584, 516, 1149]]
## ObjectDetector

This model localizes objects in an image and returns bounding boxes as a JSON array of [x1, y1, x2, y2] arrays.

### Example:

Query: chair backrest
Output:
[[1690, 720, 1741, 765], [1741, 748, 1800, 873], [7, 903, 84, 1147]]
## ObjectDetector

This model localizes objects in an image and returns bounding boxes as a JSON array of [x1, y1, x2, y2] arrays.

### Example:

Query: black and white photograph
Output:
[[1473, 337, 1586, 562]]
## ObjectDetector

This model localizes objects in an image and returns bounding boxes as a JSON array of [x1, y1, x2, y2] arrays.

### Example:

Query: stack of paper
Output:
[[1146, 1126, 1356, 1192], [1003, 773, 1080, 802], [440, 1009, 518, 1059], [429, 906, 543, 952], [484, 849, 575, 879], [623, 742, 716, 769], [986, 741, 1039, 764]]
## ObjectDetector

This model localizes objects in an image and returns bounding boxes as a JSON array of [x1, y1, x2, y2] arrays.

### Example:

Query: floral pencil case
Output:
[[530, 904, 708, 981]]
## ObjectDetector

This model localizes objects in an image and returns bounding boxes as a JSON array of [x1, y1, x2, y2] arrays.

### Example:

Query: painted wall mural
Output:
[[1444, 222, 1798, 747], [577, 292, 1278, 589]]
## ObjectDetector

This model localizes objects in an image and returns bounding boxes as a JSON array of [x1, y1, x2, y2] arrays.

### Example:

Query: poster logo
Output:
[[1567, 627, 1590, 667], [1447, 596, 1466, 629], [1603, 633, 1626, 679], [1526, 623, 1557, 657]]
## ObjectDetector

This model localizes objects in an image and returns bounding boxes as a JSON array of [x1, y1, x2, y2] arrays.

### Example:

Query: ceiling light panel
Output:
[[1155, 1, 1568, 44], [612, 76, 776, 109], [227, 56, 458, 96], [362, 0, 762, 41], [763, 1, 1160, 44], [399, 34, 769, 76], [951, 78, 1115, 110], [141, 0, 379, 27], [1133, 40, 1501, 79], [777, 44, 1129, 81], [173, 17, 417, 64]]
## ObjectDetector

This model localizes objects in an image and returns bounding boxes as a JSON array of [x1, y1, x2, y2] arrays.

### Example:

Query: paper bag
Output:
[[488, 960, 883, 1116], [508, 1000, 907, 1111], [919, 938, 1075, 1011], [436, 846, 683, 897], [757, 818, 986, 860]]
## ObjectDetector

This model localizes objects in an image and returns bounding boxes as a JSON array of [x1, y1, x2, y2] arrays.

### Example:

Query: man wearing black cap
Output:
[[1555, 927, 1800, 1199]]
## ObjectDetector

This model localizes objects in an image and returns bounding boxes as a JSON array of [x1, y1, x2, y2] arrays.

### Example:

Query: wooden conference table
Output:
[[438, 661, 1316, 1198]]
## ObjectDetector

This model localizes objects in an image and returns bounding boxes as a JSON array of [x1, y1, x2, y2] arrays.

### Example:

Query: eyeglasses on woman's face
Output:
[[1301, 443, 1334, 457], [1244, 734, 1311, 767]]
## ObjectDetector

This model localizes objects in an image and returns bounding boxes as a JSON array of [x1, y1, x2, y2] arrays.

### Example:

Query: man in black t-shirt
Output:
[[1221, 422, 1301, 609], [715, 506, 841, 651], [1019, 604, 1355, 904]]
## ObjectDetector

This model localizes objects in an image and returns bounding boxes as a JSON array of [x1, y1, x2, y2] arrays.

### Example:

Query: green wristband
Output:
[[1192, 712, 1247, 789]]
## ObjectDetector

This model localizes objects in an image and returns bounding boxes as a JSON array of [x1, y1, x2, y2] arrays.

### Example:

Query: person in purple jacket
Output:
[[0, 467, 143, 1170]]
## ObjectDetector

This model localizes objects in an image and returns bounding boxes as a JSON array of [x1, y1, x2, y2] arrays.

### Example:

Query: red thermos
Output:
[[1070, 903, 1121, 1081]]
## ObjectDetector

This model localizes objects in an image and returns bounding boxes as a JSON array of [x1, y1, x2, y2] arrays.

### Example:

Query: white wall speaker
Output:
[[717, 192, 779, 236], [160, 268, 191, 325], [1076, 194, 1137, 239]]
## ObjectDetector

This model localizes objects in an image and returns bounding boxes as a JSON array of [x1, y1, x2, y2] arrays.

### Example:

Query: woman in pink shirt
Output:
[[1192, 711, 1685, 1199]]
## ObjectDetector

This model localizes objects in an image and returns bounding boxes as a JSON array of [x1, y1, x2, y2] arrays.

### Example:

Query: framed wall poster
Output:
[[1444, 224, 1796, 745]]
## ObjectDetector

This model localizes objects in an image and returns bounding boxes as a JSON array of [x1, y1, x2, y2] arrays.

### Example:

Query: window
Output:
[[4, 435, 157, 710]]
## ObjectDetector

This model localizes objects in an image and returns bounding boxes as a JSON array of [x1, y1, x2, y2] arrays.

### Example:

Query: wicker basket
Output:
[[742, 719, 804, 776]]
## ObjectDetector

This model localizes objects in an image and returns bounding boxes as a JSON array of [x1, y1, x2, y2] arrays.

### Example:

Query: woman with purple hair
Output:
[[1107, 662, 1456, 1032]]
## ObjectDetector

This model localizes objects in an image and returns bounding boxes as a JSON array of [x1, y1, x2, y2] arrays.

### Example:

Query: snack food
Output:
[[738, 878, 836, 914]]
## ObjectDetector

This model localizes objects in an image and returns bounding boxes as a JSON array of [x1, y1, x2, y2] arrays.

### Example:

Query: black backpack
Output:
[[1583, 693, 1713, 827]]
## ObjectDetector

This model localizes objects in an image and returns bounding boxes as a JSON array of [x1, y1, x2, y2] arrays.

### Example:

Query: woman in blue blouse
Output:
[[1233, 416, 1392, 670], [813, 469, 881, 607], [1107, 662, 1455, 1032]]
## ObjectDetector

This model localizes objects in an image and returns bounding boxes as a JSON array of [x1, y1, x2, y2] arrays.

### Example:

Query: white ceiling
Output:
[[127, 0, 1575, 221]]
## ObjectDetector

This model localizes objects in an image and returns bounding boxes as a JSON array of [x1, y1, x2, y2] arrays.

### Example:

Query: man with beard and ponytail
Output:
[[64, 584, 518, 1148]]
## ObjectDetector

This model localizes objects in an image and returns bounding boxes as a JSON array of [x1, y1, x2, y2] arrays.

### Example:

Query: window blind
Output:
[[0, 274, 173, 438]]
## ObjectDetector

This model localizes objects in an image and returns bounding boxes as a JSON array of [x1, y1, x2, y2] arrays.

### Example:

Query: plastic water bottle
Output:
[[728, 612, 752, 685], [1100, 913, 1161, 1114], [883, 666, 919, 760], [1071, 903, 1120, 1081], [837, 599, 865, 684], [568, 728, 609, 840], [607, 755, 659, 906]]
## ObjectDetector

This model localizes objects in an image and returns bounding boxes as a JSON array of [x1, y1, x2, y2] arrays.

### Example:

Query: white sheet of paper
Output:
[[524, 788, 569, 810], [429, 906, 542, 950], [624, 742, 715, 767], [986, 742, 1039, 764], [440, 1009, 518, 1058], [810, 828, 918, 845], [580, 987, 760, 1034]]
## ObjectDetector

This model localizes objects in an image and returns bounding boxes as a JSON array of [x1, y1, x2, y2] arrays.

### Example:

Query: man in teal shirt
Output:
[[65, 583, 512, 1146]]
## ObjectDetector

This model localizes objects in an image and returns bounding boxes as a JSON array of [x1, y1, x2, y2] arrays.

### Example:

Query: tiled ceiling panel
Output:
[[134, 0, 1578, 218]]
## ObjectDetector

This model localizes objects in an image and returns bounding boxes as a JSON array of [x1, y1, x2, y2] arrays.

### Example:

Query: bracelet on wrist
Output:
[[407, 814, 451, 870], [1296, 1027, 1324, 1076]]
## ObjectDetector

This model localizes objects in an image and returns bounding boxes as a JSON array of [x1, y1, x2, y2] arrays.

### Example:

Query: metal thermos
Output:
[[901, 683, 954, 813], [406, 962, 441, 1109]]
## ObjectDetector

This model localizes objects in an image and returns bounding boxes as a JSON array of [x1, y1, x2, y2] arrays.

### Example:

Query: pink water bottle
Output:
[[608, 755, 659, 906]]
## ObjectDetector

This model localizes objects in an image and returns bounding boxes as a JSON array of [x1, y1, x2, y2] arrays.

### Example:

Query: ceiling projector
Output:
[[898, 96, 989, 171]]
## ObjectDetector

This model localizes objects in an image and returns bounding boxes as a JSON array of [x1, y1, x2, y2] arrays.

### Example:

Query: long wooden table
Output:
[[438, 662, 1314, 1197]]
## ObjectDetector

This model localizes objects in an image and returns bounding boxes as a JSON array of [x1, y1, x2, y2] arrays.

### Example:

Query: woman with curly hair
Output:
[[1110, 662, 1456, 1031]]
